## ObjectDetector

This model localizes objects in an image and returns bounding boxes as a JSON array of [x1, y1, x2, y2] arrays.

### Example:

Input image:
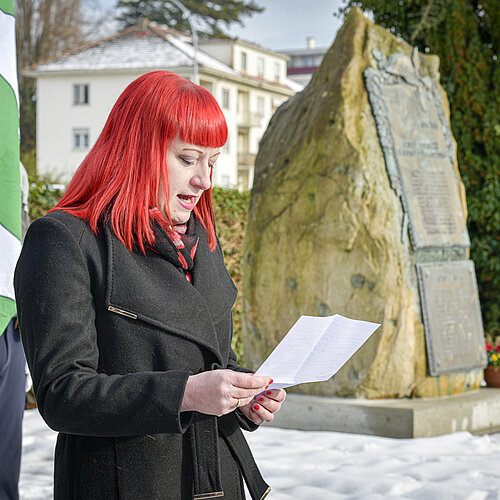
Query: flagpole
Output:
[[168, 0, 199, 85]]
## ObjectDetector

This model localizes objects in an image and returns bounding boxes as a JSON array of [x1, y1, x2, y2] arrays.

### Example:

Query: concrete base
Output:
[[266, 388, 500, 438]]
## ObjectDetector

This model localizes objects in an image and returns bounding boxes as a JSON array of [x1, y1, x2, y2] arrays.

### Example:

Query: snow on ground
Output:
[[20, 410, 57, 500], [20, 409, 500, 499]]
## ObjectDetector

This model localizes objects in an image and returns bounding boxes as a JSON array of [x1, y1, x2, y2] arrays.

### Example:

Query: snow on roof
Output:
[[30, 24, 301, 93], [32, 27, 235, 75]]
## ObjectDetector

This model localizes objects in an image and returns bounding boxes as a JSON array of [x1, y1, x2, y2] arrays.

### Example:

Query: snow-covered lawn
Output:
[[20, 409, 500, 499]]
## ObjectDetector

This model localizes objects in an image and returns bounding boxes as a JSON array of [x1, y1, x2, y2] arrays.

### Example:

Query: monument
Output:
[[241, 7, 486, 401]]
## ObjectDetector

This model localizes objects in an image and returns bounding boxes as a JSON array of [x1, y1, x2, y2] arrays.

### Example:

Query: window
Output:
[[274, 62, 280, 81], [302, 55, 314, 67], [73, 129, 89, 150], [73, 84, 89, 105], [257, 96, 265, 117], [257, 57, 264, 77], [241, 51, 247, 71], [221, 88, 230, 109]]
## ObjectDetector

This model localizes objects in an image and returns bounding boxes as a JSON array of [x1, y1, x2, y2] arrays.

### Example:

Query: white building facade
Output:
[[27, 24, 302, 190]]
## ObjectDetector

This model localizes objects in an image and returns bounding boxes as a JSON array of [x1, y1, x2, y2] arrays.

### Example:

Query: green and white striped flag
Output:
[[0, 0, 22, 335]]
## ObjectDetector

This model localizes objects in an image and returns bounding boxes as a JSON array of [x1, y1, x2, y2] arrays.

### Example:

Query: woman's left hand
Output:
[[239, 389, 287, 425]]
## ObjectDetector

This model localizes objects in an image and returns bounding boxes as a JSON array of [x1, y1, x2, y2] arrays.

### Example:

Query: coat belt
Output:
[[190, 413, 224, 498], [219, 413, 271, 500], [189, 412, 270, 500]]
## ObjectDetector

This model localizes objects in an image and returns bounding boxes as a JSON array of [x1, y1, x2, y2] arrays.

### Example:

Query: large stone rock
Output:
[[241, 7, 482, 398]]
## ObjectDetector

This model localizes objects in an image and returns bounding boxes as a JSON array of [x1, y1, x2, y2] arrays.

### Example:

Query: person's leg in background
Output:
[[0, 319, 26, 500]]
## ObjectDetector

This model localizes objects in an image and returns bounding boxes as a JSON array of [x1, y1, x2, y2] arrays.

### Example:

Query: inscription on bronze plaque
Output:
[[364, 50, 470, 249], [416, 261, 486, 375], [365, 49, 485, 377]]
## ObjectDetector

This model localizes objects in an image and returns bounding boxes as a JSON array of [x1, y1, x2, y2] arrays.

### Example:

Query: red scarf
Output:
[[149, 207, 199, 283]]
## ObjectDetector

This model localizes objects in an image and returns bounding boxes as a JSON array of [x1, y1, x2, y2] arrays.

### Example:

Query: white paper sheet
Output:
[[254, 314, 381, 390]]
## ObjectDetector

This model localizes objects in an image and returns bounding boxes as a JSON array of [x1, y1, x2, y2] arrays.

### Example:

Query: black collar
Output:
[[103, 218, 237, 365]]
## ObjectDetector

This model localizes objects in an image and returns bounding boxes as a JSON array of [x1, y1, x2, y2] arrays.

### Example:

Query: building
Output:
[[26, 23, 302, 190], [280, 37, 328, 86]]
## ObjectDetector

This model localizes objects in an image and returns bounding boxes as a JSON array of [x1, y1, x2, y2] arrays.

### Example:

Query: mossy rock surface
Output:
[[242, 7, 481, 398]]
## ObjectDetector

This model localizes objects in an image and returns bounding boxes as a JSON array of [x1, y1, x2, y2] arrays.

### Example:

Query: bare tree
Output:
[[16, 0, 84, 68], [15, 0, 107, 171]]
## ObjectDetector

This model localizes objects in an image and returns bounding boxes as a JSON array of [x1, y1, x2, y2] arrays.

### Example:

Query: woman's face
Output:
[[161, 136, 220, 225]]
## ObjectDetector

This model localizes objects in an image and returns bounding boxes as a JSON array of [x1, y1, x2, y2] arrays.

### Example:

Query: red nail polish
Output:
[[264, 385, 269, 389], [253, 404, 260, 410], [266, 391, 272, 396], [258, 397, 264, 402], [269, 379, 274, 384]]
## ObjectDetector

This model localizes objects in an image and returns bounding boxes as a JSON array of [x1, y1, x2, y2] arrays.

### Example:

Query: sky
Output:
[[226, 0, 345, 51], [98, 0, 346, 53]]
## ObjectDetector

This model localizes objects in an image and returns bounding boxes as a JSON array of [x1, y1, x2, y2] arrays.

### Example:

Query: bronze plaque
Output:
[[365, 50, 470, 249], [416, 261, 486, 375]]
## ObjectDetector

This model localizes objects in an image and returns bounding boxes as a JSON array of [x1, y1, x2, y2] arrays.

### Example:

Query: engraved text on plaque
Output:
[[416, 261, 486, 375], [364, 51, 470, 249]]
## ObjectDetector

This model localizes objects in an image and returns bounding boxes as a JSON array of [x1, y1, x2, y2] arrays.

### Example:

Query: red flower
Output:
[[486, 342, 493, 351], [496, 344, 500, 353]]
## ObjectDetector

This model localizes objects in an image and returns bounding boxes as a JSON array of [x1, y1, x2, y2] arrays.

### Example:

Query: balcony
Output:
[[238, 152, 256, 166], [237, 111, 262, 128]]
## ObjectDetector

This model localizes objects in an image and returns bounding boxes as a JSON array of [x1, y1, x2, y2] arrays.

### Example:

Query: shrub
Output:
[[212, 187, 250, 362], [28, 175, 62, 221]]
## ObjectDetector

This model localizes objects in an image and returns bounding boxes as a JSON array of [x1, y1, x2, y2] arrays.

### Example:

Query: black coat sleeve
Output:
[[14, 216, 192, 437]]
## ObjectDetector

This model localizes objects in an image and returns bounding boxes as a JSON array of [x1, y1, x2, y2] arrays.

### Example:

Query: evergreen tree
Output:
[[339, 1, 499, 334], [116, 0, 264, 38]]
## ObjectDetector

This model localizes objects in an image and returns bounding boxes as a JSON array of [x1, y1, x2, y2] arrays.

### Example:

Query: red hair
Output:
[[51, 71, 228, 252]]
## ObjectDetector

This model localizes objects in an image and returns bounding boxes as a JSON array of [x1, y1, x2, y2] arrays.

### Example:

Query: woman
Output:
[[14, 71, 286, 500]]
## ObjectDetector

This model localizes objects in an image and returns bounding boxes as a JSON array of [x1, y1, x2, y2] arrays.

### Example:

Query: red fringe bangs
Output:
[[174, 82, 228, 148]]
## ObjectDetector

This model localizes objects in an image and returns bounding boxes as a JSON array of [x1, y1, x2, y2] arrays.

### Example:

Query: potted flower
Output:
[[484, 338, 500, 388]]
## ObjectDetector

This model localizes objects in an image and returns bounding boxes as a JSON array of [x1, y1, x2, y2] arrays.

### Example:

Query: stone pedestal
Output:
[[264, 390, 500, 438]]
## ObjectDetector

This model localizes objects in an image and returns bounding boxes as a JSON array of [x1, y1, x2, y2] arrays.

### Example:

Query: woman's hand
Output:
[[181, 370, 271, 417], [239, 389, 287, 425]]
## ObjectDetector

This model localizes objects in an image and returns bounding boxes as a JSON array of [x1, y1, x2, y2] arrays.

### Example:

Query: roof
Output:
[[29, 24, 237, 75], [27, 24, 303, 94]]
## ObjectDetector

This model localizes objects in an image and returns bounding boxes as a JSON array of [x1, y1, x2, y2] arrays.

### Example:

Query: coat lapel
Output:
[[103, 221, 237, 365]]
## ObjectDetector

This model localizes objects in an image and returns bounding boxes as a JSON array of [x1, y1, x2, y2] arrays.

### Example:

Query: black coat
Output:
[[14, 211, 270, 500]]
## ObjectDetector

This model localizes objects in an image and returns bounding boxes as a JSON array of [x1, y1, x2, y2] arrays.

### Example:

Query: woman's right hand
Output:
[[181, 370, 271, 416]]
